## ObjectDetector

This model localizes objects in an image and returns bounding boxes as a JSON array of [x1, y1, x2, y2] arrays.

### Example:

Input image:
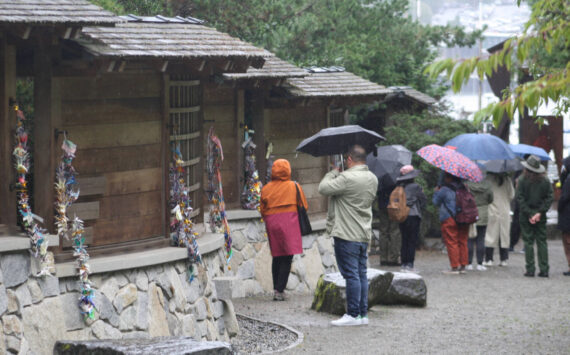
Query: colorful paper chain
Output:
[[241, 127, 262, 211], [169, 138, 202, 282], [207, 127, 232, 266], [54, 137, 95, 320], [12, 105, 50, 276]]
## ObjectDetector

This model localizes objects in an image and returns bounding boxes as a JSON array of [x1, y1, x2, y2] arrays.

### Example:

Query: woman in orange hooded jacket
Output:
[[260, 159, 308, 301]]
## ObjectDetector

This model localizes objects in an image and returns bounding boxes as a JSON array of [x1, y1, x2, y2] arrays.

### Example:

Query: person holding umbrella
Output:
[[396, 165, 426, 273], [516, 155, 553, 277], [558, 156, 570, 276], [319, 144, 378, 326]]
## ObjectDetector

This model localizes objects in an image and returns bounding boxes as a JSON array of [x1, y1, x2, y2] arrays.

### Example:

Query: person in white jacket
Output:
[[483, 172, 515, 266]]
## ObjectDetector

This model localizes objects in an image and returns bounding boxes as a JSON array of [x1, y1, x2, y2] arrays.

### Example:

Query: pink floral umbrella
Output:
[[417, 144, 483, 182]]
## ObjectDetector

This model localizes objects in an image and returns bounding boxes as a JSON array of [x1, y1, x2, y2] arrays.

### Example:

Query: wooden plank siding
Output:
[[59, 73, 164, 248], [202, 84, 241, 209], [265, 105, 329, 216]]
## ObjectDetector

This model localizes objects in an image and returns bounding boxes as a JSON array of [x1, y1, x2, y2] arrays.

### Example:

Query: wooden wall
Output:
[[265, 105, 328, 217], [202, 83, 242, 209], [59, 73, 164, 247]]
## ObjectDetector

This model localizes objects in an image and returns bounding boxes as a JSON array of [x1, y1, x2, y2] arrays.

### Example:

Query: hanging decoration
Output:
[[12, 104, 50, 276], [241, 126, 262, 210], [265, 142, 274, 184], [54, 136, 95, 320], [207, 127, 232, 266], [169, 137, 202, 283]]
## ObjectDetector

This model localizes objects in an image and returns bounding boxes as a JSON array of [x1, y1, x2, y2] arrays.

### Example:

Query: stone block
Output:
[[91, 320, 122, 340], [6, 289, 20, 315], [6, 335, 20, 353], [245, 222, 263, 242], [206, 320, 218, 340], [181, 274, 201, 304], [15, 283, 32, 307], [54, 337, 233, 355], [241, 243, 256, 260], [302, 244, 325, 290], [37, 275, 60, 297], [1, 253, 30, 288], [213, 276, 243, 300], [148, 283, 170, 337], [317, 236, 334, 255], [113, 283, 138, 313], [231, 230, 247, 251], [194, 298, 208, 321], [228, 250, 243, 274], [321, 251, 335, 268], [302, 235, 316, 250], [136, 271, 149, 291], [99, 277, 119, 300], [237, 259, 255, 280], [196, 320, 207, 337], [119, 305, 137, 331], [212, 300, 224, 319], [221, 300, 239, 337], [93, 290, 119, 327], [182, 314, 198, 338], [115, 274, 129, 287], [0, 321, 4, 354], [2, 314, 22, 335], [286, 273, 300, 290], [253, 242, 273, 292], [135, 291, 149, 331], [0, 285, 7, 317], [242, 280, 263, 296], [61, 293, 86, 331], [27, 279, 43, 304], [22, 296, 67, 353], [291, 255, 306, 281], [167, 312, 182, 336], [121, 331, 149, 339]]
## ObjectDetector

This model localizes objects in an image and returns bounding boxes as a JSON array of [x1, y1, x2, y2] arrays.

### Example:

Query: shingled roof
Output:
[[222, 56, 307, 80], [285, 67, 391, 98], [0, 0, 121, 26], [76, 15, 271, 67], [387, 86, 436, 106]]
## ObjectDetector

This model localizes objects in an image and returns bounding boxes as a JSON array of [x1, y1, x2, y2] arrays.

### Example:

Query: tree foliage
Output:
[[92, 0, 482, 97], [425, 0, 569, 125]]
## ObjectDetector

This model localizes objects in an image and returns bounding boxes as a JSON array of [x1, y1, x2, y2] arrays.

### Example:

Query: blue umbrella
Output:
[[509, 144, 551, 161], [444, 133, 516, 161]]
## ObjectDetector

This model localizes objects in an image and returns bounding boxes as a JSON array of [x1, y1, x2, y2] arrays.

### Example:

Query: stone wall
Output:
[[220, 217, 337, 297], [0, 248, 238, 355]]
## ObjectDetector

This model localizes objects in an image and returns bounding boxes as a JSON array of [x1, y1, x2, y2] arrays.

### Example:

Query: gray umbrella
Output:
[[366, 145, 412, 186], [296, 125, 385, 157], [479, 159, 523, 173]]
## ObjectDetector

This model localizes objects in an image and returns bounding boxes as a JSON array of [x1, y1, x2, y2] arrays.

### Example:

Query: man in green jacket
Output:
[[517, 155, 553, 277], [319, 144, 378, 326]]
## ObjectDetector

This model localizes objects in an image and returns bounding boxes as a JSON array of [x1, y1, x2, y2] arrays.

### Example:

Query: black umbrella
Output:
[[296, 125, 385, 157], [366, 145, 413, 187]]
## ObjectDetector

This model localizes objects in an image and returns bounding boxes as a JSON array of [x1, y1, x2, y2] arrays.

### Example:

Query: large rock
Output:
[[22, 297, 67, 355], [379, 271, 427, 307], [311, 269, 394, 315], [148, 283, 170, 337], [1, 253, 30, 288], [302, 244, 325, 290], [54, 337, 233, 355], [253, 243, 272, 292]]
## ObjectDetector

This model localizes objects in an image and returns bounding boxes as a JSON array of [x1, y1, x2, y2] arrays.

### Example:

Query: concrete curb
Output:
[[235, 312, 304, 354]]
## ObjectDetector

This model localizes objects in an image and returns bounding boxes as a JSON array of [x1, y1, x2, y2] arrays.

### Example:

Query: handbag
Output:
[[295, 182, 312, 236], [468, 223, 477, 239]]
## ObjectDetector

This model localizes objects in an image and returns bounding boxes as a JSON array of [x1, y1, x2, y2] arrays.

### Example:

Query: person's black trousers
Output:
[[468, 225, 486, 264], [272, 255, 293, 292], [399, 216, 421, 267]]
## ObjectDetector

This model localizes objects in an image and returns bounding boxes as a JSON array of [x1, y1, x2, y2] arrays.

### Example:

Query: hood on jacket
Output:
[[467, 180, 491, 193], [271, 159, 291, 181]]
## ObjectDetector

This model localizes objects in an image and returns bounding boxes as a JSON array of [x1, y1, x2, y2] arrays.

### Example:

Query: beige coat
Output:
[[485, 174, 515, 248]]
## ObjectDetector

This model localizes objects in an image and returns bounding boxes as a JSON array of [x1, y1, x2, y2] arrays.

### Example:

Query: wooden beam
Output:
[[33, 38, 58, 234], [0, 36, 18, 231], [161, 73, 170, 238]]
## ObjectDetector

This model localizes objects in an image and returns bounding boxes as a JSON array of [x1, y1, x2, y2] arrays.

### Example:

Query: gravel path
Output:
[[233, 240, 570, 354]]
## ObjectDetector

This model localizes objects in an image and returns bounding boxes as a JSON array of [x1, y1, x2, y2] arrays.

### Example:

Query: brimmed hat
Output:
[[521, 154, 545, 174], [397, 165, 419, 181]]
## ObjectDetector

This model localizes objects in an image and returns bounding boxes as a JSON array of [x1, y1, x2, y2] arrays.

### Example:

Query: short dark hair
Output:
[[348, 144, 366, 163]]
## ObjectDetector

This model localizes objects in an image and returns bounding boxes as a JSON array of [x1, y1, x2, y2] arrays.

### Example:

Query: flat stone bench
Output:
[[54, 337, 233, 355]]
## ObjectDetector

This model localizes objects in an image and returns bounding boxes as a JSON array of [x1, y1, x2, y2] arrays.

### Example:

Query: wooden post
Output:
[[0, 35, 18, 232], [235, 89, 245, 193], [251, 89, 266, 184], [33, 38, 57, 233], [161, 73, 170, 237]]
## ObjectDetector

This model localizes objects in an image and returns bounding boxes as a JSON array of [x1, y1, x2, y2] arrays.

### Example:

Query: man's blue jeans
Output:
[[333, 237, 368, 318]]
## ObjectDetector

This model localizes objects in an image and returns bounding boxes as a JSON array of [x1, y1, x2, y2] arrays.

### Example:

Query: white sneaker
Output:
[[465, 264, 474, 271], [331, 314, 361, 326], [357, 315, 369, 325], [499, 260, 508, 267], [476, 264, 487, 271], [482, 260, 494, 267]]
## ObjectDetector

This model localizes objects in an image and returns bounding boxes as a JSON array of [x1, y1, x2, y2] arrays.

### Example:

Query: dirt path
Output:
[[233, 240, 570, 354]]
